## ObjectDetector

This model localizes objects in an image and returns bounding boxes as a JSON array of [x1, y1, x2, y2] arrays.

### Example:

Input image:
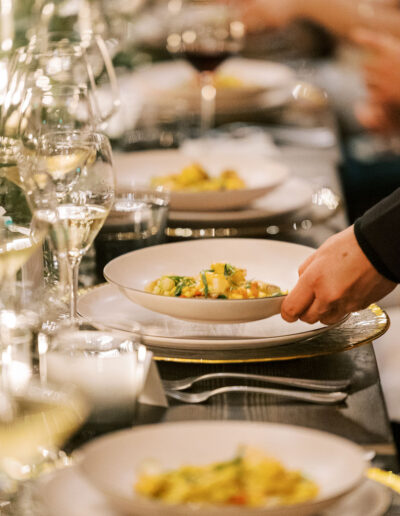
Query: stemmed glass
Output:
[[0, 379, 88, 498], [168, 0, 245, 133], [18, 84, 97, 146], [18, 131, 115, 319], [1, 31, 119, 149], [0, 214, 48, 308]]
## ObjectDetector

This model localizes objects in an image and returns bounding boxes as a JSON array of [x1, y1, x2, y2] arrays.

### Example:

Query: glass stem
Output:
[[66, 259, 81, 319], [199, 71, 216, 135], [0, 273, 17, 310]]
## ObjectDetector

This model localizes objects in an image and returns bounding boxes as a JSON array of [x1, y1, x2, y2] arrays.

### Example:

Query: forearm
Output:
[[293, 0, 400, 39], [354, 188, 400, 283]]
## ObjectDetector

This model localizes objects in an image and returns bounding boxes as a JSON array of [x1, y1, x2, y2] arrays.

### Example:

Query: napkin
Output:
[[138, 356, 168, 408], [181, 127, 281, 160]]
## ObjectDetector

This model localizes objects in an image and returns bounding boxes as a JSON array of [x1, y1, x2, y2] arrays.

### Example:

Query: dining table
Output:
[[56, 109, 400, 515], [8, 73, 400, 515]]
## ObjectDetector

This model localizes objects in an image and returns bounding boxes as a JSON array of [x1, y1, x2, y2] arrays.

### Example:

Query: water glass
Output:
[[39, 320, 150, 421], [94, 186, 169, 280]]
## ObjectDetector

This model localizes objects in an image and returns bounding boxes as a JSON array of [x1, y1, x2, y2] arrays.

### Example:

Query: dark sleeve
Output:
[[354, 188, 400, 283]]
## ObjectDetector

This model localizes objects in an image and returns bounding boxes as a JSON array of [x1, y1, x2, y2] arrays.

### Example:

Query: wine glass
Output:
[[18, 131, 115, 319], [27, 30, 120, 125], [168, 0, 245, 133], [18, 84, 97, 146], [1, 31, 119, 145], [0, 379, 88, 495], [0, 215, 48, 308]]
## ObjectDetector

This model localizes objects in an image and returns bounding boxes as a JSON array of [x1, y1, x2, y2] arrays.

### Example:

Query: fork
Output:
[[164, 386, 347, 405], [163, 373, 350, 392]]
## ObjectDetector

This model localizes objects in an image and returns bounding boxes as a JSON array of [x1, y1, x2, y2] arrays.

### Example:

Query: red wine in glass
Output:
[[183, 48, 233, 73]]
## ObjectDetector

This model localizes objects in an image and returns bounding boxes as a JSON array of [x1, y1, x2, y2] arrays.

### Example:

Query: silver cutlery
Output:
[[164, 386, 347, 405], [163, 373, 350, 392]]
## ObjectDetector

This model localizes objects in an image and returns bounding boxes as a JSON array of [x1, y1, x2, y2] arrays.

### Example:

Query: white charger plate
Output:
[[78, 283, 337, 350], [78, 422, 366, 516], [168, 177, 313, 225], [103, 239, 315, 324], [113, 150, 290, 212], [33, 466, 392, 516]]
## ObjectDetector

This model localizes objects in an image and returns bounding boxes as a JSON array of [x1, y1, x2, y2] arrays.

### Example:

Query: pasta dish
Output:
[[151, 163, 245, 192], [135, 446, 319, 507], [145, 262, 284, 300]]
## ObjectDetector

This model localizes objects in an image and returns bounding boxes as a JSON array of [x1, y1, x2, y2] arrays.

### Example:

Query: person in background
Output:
[[226, 0, 400, 325], [235, 0, 400, 39], [353, 28, 400, 135]]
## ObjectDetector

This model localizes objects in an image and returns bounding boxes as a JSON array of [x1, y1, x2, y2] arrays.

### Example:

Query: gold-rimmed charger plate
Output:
[[78, 286, 389, 364], [148, 305, 389, 363]]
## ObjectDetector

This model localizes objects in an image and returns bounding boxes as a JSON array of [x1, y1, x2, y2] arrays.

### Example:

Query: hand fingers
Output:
[[298, 252, 316, 276], [351, 28, 399, 55], [320, 310, 348, 325], [281, 275, 315, 323], [297, 298, 349, 325], [298, 298, 331, 324]]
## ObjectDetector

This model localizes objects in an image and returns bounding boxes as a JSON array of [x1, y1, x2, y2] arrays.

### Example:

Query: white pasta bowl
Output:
[[103, 239, 314, 324], [79, 421, 366, 516], [113, 150, 290, 212]]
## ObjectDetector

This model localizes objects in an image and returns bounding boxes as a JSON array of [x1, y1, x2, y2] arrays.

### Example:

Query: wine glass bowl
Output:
[[18, 130, 115, 318], [168, 1, 245, 132], [0, 380, 88, 489], [19, 84, 97, 148]]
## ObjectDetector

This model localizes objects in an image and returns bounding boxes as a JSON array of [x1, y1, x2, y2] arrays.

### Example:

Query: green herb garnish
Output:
[[201, 271, 209, 298], [224, 263, 236, 277], [218, 294, 227, 299], [171, 276, 195, 297]]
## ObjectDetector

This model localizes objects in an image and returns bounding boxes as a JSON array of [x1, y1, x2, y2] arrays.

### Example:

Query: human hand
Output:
[[353, 28, 400, 106], [355, 99, 400, 134], [281, 226, 396, 325]]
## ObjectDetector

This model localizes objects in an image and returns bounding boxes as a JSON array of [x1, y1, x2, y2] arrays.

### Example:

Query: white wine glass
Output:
[[0, 215, 48, 309], [27, 30, 120, 126], [168, 0, 245, 133], [1, 31, 119, 147], [18, 84, 97, 146], [0, 379, 88, 497], [18, 131, 115, 319]]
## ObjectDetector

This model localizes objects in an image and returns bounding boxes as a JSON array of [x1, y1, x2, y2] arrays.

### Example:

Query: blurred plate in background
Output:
[[113, 150, 290, 211]]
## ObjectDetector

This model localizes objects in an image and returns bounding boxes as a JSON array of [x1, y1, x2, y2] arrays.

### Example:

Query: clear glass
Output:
[[168, 1, 245, 133], [39, 319, 149, 421], [26, 30, 120, 125], [94, 184, 169, 280], [0, 210, 48, 308], [0, 379, 88, 494], [18, 84, 97, 147], [1, 31, 119, 145], [18, 130, 115, 319]]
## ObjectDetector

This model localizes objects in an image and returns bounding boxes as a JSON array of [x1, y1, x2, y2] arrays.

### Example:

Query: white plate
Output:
[[113, 150, 290, 212], [33, 466, 392, 516], [78, 283, 337, 350], [103, 239, 315, 324], [34, 464, 392, 516], [134, 58, 295, 114], [78, 421, 366, 516], [168, 177, 313, 225]]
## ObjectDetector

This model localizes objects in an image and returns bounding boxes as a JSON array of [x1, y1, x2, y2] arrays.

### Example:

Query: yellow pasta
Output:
[[135, 447, 319, 507], [151, 163, 245, 192], [145, 263, 284, 300]]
